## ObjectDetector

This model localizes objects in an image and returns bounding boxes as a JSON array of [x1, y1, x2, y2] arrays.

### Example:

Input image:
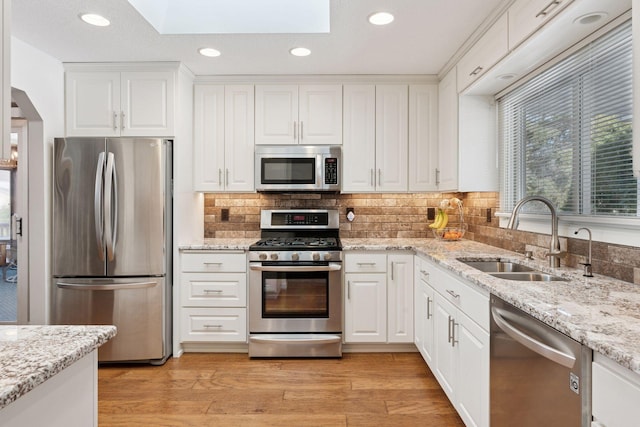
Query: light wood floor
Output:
[[98, 352, 465, 427]]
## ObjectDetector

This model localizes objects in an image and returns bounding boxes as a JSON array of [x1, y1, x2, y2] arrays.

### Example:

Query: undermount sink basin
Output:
[[489, 272, 567, 282], [458, 259, 535, 273]]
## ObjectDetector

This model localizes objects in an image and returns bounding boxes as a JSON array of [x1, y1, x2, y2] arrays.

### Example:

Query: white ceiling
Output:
[[11, 0, 507, 76]]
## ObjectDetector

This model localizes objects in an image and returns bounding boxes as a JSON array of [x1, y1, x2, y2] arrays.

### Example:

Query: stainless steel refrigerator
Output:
[[51, 137, 172, 364]]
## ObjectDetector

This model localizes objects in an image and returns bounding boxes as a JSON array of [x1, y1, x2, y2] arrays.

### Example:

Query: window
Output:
[[499, 20, 637, 217]]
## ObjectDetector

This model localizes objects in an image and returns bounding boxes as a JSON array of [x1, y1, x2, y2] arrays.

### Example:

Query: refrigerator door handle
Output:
[[56, 281, 158, 291], [94, 152, 106, 261], [104, 152, 117, 262]]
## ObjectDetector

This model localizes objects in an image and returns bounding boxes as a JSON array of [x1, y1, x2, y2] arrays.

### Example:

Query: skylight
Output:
[[127, 0, 330, 34]]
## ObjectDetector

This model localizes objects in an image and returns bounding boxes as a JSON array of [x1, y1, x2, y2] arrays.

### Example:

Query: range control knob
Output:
[[324, 253, 332, 261], [312, 252, 321, 261], [259, 253, 268, 261], [270, 253, 279, 261], [291, 253, 300, 261]]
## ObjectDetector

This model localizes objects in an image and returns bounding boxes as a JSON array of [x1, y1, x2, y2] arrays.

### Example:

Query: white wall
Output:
[[11, 36, 64, 324]]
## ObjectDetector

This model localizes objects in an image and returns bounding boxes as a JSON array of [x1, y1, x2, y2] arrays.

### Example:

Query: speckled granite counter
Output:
[[343, 238, 640, 375], [0, 325, 116, 410], [179, 238, 256, 251]]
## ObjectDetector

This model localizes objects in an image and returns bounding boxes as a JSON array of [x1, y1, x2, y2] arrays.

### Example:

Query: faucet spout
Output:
[[507, 196, 561, 268]]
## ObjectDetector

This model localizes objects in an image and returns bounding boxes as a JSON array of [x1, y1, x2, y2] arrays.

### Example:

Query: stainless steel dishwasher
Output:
[[490, 295, 591, 427]]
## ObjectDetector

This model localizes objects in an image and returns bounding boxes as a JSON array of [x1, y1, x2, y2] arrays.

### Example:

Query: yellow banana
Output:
[[437, 211, 449, 230], [429, 209, 443, 229]]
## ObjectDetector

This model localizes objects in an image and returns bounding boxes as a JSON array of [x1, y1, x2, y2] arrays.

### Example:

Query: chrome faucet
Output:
[[574, 228, 593, 277], [507, 196, 561, 268]]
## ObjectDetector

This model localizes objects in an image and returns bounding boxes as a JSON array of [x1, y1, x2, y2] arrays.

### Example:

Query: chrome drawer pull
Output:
[[203, 289, 223, 294], [204, 262, 223, 266], [203, 324, 223, 328], [446, 289, 460, 299], [535, 0, 561, 18], [356, 262, 376, 266]]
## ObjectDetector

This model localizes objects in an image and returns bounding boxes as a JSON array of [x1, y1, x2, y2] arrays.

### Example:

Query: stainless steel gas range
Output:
[[248, 209, 343, 358]]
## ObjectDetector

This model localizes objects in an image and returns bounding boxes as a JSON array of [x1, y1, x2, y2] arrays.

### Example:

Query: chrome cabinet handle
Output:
[[370, 169, 374, 186], [120, 111, 125, 129], [535, 0, 561, 18], [204, 262, 223, 266], [357, 262, 376, 266], [447, 315, 453, 343], [203, 324, 223, 328], [450, 316, 458, 347], [225, 169, 229, 186], [347, 280, 351, 300], [300, 121, 303, 140], [293, 121, 297, 140], [112, 112, 118, 130], [218, 169, 222, 187], [203, 289, 223, 294], [446, 289, 460, 299], [391, 262, 395, 280], [377, 169, 382, 186], [426, 296, 432, 319], [470, 66, 483, 76], [435, 168, 440, 186]]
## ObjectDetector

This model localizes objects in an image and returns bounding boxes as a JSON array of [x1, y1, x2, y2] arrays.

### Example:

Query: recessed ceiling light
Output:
[[368, 12, 394, 26], [79, 13, 111, 27], [497, 73, 517, 81], [199, 48, 221, 57], [290, 47, 311, 57], [573, 12, 608, 25]]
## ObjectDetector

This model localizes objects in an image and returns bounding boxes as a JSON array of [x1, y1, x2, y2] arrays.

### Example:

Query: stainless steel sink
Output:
[[458, 259, 535, 273], [489, 272, 567, 282]]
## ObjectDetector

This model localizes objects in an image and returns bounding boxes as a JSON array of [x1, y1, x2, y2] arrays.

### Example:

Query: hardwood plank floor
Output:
[[98, 352, 465, 427]]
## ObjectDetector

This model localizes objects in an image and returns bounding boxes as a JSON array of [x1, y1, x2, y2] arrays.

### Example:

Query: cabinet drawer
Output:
[[180, 307, 247, 342], [429, 262, 489, 330], [181, 273, 246, 307], [508, 0, 572, 50], [345, 253, 387, 273], [181, 252, 246, 273]]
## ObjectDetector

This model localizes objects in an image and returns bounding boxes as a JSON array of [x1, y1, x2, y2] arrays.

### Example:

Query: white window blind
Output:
[[499, 20, 637, 217]]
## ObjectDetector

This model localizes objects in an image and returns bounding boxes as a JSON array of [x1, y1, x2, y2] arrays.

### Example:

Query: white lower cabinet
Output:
[[415, 255, 489, 427], [179, 251, 247, 344], [592, 353, 640, 427], [344, 252, 413, 344]]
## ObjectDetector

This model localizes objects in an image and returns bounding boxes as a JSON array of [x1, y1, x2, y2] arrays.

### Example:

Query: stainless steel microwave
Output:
[[255, 145, 341, 192]]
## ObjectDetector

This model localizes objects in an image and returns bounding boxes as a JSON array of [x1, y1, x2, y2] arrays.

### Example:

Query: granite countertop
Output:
[[0, 325, 116, 410], [179, 237, 640, 374]]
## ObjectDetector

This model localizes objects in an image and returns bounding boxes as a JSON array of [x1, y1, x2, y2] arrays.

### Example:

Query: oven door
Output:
[[248, 262, 342, 333]]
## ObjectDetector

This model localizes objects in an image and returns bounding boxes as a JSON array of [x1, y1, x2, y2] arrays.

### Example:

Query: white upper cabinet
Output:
[[255, 84, 342, 145], [437, 68, 459, 192], [375, 85, 409, 192], [65, 67, 175, 137], [456, 13, 508, 93], [193, 84, 255, 192], [342, 85, 376, 192], [508, 0, 572, 50], [408, 84, 438, 192]]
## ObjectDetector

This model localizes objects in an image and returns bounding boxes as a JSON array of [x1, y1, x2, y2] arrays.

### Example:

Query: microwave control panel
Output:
[[324, 158, 338, 184]]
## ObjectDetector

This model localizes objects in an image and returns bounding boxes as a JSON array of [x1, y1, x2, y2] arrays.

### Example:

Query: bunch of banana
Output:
[[428, 208, 449, 230]]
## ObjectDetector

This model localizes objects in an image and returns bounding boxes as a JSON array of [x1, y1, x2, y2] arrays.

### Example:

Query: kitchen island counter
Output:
[[0, 324, 116, 425], [343, 238, 640, 375]]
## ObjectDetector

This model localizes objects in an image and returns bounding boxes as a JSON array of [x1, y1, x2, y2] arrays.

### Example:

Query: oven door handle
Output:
[[249, 262, 342, 272]]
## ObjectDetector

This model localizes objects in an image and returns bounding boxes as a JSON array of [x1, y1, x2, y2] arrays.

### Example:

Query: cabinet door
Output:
[[298, 85, 342, 145], [255, 85, 298, 145], [508, 0, 572, 50], [409, 85, 438, 191], [344, 273, 387, 343], [387, 254, 414, 343], [65, 71, 121, 137], [592, 354, 640, 427], [342, 85, 376, 192], [437, 68, 459, 191], [193, 85, 225, 191], [415, 262, 435, 366], [457, 13, 508, 92], [224, 85, 255, 192], [375, 85, 408, 192], [456, 313, 489, 427], [433, 293, 457, 402], [121, 71, 174, 137]]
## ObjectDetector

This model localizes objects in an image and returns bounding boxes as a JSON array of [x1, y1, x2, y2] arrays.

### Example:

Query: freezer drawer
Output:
[[52, 277, 167, 362]]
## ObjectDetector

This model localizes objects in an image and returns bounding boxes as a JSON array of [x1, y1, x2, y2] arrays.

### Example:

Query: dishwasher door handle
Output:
[[491, 307, 576, 368]]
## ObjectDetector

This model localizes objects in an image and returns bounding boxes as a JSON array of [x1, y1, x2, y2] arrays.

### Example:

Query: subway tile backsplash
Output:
[[203, 191, 640, 285]]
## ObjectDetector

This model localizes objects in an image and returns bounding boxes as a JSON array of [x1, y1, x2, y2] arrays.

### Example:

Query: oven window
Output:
[[261, 158, 315, 184], [262, 271, 329, 318]]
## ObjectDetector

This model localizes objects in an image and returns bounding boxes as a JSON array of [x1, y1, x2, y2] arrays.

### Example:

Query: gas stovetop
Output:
[[251, 237, 341, 250]]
